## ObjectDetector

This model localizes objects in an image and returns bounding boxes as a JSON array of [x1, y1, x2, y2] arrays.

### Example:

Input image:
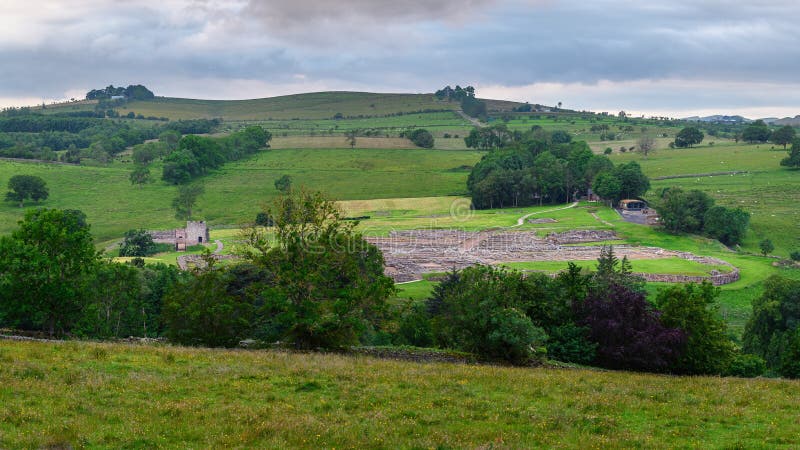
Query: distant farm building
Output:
[[110, 95, 126, 100], [619, 199, 647, 211], [149, 221, 210, 251]]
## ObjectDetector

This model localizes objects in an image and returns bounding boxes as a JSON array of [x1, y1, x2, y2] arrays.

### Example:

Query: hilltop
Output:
[[41, 91, 524, 121]]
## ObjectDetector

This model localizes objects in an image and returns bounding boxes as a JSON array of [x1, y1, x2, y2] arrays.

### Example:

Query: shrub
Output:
[[790, 251, 800, 262], [163, 257, 255, 347], [725, 353, 766, 378], [545, 323, 596, 365], [428, 266, 547, 365], [576, 283, 686, 372], [656, 282, 735, 375], [408, 129, 434, 148]]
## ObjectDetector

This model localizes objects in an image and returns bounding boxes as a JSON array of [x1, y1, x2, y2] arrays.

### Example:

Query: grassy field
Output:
[[120, 92, 457, 121], [0, 148, 484, 243], [1, 340, 799, 448], [500, 257, 732, 276], [611, 142, 800, 256]]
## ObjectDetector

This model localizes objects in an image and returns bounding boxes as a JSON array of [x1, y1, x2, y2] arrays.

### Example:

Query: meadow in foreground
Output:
[[1, 340, 799, 449]]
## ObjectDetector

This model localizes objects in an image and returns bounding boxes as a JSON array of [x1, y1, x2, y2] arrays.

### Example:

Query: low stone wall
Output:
[[176, 254, 237, 270], [638, 270, 739, 286]]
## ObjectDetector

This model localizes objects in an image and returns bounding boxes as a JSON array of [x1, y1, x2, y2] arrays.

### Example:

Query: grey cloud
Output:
[[1, 0, 800, 117]]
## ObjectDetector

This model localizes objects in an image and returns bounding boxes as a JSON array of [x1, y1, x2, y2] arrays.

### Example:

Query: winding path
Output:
[[514, 201, 579, 227]]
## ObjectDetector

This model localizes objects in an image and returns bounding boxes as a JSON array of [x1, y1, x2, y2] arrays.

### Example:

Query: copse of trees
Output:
[[434, 85, 487, 119], [465, 126, 647, 209], [0, 208, 185, 338], [655, 187, 750, 246], [422, 245, 751, 373], [741, 119, 771, 143], [162, 126, 271, 184], [85, 84, 155, 101]]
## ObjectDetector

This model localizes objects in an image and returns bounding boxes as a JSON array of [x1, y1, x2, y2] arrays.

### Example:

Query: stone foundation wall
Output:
[[149, 230, 176, 244]]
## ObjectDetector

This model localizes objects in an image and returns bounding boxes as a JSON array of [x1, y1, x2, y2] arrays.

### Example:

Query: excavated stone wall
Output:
[[369, 229, 739, 285]]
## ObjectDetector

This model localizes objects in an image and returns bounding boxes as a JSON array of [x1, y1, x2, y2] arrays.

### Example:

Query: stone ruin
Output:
[[149, 221, 210, 252], [366, 229, 739, 285]]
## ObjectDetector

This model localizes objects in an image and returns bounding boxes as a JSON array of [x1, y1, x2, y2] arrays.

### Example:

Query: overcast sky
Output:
[[2, 0, 799, 118]]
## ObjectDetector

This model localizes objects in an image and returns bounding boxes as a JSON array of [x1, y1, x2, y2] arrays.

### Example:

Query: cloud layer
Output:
[[2, 0, 799, 117]]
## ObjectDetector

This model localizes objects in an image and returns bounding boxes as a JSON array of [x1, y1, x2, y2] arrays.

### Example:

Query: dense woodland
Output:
[[465, 124, 650, 208]]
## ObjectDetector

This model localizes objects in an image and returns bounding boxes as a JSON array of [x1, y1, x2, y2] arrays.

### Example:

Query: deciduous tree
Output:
[[5, 174, 48, 207]]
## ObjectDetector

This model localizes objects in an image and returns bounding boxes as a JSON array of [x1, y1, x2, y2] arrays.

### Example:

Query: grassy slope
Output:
[[1, 340, 799, 449], [611, 142, 800, 256], [121, 92, 457, 120], [0, 148, 483, 242]]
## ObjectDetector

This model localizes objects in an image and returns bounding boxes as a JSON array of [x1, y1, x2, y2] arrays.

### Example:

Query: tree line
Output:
[[161, 126, 272, 184], [465, 125, 650, 208], [0, 113, 222, 164], [2, 201, 794, 378]]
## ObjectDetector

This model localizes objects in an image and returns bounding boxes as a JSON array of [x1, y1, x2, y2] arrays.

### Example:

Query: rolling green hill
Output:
[[42, 91, 524, 121]]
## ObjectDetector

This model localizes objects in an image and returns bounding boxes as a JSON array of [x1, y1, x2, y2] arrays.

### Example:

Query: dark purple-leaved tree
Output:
[[576, 283, 686, 372]]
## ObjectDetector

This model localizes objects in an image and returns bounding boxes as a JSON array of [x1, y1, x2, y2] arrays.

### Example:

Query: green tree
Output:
[[656, 282, 735, 374], [5, 174, 48, 207], [79, 262, 145, 338], [172, 184, 204, 220], [129, 165, 151, 188], [703, 205, 750, 246], [771, 125, 796, 149], [760, 239, 774, 256], [656, 188, 714, 234], [163, 255, 255, 347], [742, 120, 771, 143], [592, 172, 622, 205], [550, 130, 572, 144], [427, 265, 547, 364], [242, 189, 394, 348], [274, 174, 292, 193], [0, 209, 98, 336], [119, 229, 158, 257], [615, 161, 650, 199], [743, 276, 800, 376], [674, 127, 704, 148], [780, 138, 800, 168], [408, 129, 435, 148]]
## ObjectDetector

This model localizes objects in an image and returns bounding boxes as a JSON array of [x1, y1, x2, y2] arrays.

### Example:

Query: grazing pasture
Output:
[[0, 148, 484, 242], [611, 142, 800, 256], [1, 340, 799, 449]]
